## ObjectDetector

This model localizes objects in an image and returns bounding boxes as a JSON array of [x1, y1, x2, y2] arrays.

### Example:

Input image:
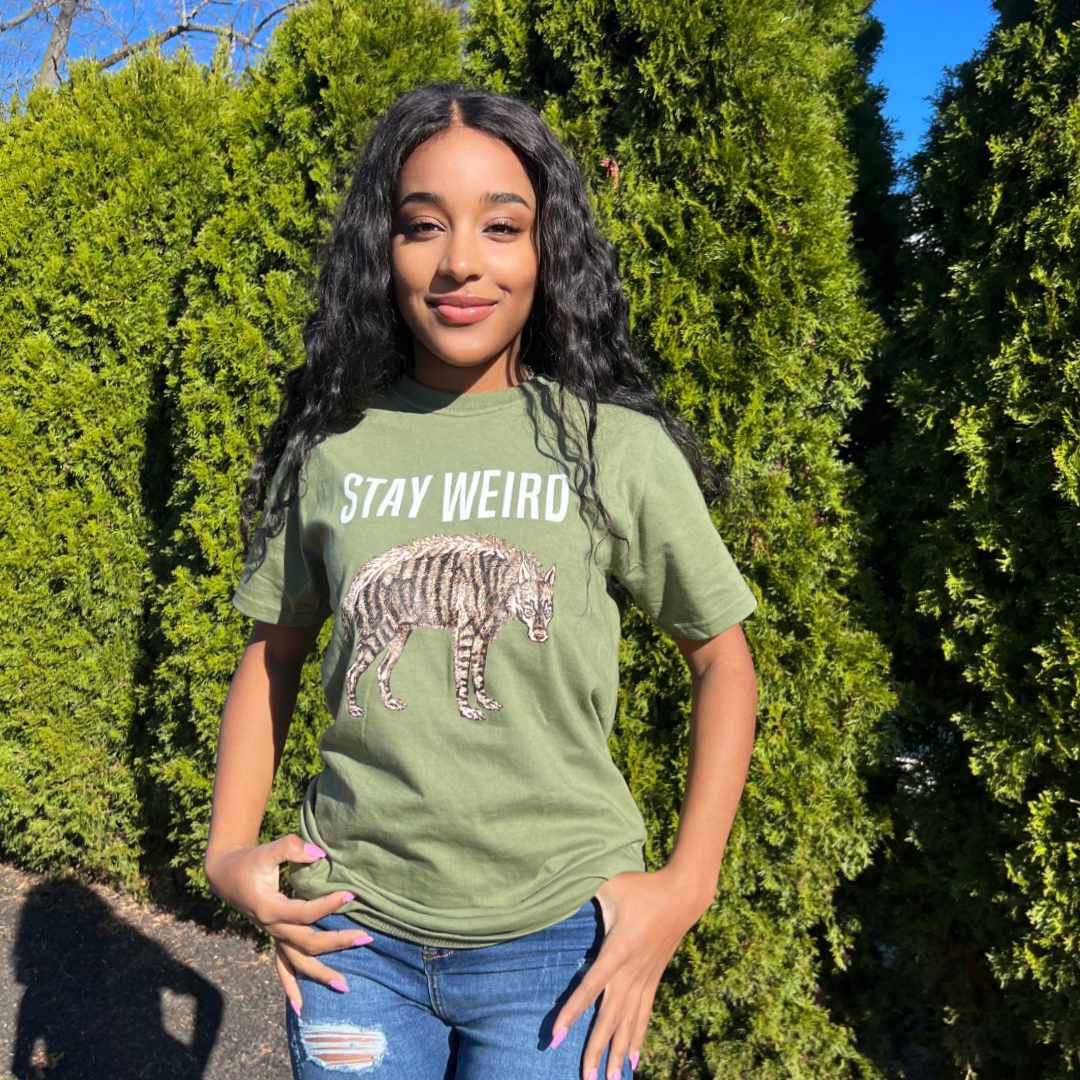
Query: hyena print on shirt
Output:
[[340, 532, 556, 722]]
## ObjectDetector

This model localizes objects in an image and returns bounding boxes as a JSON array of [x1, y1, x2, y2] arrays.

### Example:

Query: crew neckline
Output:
[[382, 371, 553, 416]]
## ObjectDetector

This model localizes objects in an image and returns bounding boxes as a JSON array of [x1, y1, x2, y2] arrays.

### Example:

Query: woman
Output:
[[204, 81, 759, 1080]]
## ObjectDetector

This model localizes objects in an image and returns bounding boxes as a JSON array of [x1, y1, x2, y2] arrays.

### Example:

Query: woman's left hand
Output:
[[548, 866, 712, 1080]]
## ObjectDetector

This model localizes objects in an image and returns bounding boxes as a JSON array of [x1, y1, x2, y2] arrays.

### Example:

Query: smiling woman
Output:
[[390, 122, 540, 385], [205, 81, 759, 1080]]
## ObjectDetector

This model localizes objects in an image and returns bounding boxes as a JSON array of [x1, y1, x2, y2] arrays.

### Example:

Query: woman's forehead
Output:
[[397, 128, 535, 202]]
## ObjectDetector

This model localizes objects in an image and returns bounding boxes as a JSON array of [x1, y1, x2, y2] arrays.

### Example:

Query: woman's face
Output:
[[390, 124, 539, 387]]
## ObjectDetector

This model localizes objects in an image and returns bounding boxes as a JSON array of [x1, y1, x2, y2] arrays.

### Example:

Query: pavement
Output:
[[0, 860, 292, 1079]]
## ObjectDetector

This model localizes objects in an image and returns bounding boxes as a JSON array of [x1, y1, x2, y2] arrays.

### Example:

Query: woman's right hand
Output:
[[204, 833, 374, 1015]]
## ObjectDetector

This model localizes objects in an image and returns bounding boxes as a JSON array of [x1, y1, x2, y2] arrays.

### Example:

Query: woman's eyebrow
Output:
[[396, 190, 532, 210]]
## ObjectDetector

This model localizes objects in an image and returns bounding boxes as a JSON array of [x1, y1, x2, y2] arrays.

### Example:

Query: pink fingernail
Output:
[[630, 1050, 640, 1070], [290, 998, 301, 1017], [549, 1026, 568, 1050], [353, 933, 373, 946], [329, 977, 348, 993], [587, 1069, 598, 1080], [340, 891, 356, 903], [304, 843, 326, 858]]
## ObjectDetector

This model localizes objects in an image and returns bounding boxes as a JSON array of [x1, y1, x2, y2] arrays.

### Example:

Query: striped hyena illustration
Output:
[[339, 532, 556, 722]]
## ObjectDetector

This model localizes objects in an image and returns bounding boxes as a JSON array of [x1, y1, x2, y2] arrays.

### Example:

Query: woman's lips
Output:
[[432, 302, 497, 325]]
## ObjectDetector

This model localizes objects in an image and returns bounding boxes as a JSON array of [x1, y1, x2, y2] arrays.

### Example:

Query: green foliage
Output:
[[845, 0, 1080, 1073], [464, 0, 896, 1074], [0, 49, 234, 893]]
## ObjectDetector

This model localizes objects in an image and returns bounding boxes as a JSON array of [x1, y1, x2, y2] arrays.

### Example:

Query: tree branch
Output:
[[250, 0, 300, 38], [0, 0, 56, 34], [90, 0, 307, 72]]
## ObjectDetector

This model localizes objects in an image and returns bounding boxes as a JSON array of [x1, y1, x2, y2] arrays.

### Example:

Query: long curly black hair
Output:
[[239, 80, 727, 577]]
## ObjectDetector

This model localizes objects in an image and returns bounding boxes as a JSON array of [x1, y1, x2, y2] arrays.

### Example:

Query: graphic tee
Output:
[[230, 371, 758, 948]]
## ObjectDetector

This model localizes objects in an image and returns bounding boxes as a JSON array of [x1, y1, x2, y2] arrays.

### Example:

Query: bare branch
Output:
[[93, 15, 266, 71], [4, 0, 311, 96], [249, 0, 299, 38], [0, 0, 57, 34]]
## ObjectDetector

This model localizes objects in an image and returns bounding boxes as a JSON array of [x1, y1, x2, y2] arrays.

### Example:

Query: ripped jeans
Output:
[[286, 896, 634, 1079]]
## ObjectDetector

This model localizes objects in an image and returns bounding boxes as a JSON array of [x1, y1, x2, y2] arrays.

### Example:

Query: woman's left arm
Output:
[[663, 621, 759, 900], [547, 621, 758, 1080]]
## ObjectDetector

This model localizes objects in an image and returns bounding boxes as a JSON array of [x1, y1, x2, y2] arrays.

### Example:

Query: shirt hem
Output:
[[231, 589, 329, 627], [658, 588, 758, 640], [330, 846, 646, 949]]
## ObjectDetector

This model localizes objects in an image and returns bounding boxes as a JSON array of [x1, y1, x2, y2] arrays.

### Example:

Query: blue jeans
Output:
[[286, 896, 634, 1078]]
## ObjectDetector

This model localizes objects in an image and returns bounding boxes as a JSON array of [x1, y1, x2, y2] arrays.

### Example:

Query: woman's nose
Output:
[[438, 229, 482, 280]]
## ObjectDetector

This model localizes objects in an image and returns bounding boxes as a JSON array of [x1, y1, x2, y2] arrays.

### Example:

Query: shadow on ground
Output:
[[0, 863, 291, 1079]]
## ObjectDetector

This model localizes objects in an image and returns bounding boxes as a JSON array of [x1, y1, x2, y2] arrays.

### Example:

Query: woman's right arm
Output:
[[203, 620, 371, 1011], [205, 619, 318, 868]]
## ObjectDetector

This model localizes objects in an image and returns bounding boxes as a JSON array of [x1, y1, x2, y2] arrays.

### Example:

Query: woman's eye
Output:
[[403, 220, 522, 237]]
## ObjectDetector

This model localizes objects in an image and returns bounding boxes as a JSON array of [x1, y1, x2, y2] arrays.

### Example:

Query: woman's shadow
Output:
[[10, 878, 223, 1078]]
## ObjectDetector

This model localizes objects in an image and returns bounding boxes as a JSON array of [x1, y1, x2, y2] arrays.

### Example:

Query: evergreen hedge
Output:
[[0, 47, 234, 891], [837, 2, 1080, 1074]]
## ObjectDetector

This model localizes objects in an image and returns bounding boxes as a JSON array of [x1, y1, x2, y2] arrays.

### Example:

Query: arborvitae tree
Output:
[[841, 0, 1080, 1073], [463, 1, 896, 1075], [145, 0, 463, 907], [0, 49, 233, 893]]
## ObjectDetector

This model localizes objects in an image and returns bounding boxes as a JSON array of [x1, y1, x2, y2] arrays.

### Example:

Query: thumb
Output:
[[275, 833, 327, 865]]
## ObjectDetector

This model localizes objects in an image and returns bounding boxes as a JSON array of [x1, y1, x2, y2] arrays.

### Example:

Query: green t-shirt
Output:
[[231, 371, 757, 948]]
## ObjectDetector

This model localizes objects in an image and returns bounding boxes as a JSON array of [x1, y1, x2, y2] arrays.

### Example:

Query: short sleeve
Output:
[[611, 420, 758, 640], [231, 455, 332, 628]]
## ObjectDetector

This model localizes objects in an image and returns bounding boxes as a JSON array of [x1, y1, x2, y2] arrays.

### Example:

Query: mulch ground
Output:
[[0, 860, 292, 1079]]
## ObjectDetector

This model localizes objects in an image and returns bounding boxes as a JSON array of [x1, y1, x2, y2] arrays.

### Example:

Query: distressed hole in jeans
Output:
[[299, 1021, 388, 1071]]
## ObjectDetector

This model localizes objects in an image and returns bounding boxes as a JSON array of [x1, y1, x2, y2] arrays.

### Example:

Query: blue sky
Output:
[[869, 0, 1000, 182]]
